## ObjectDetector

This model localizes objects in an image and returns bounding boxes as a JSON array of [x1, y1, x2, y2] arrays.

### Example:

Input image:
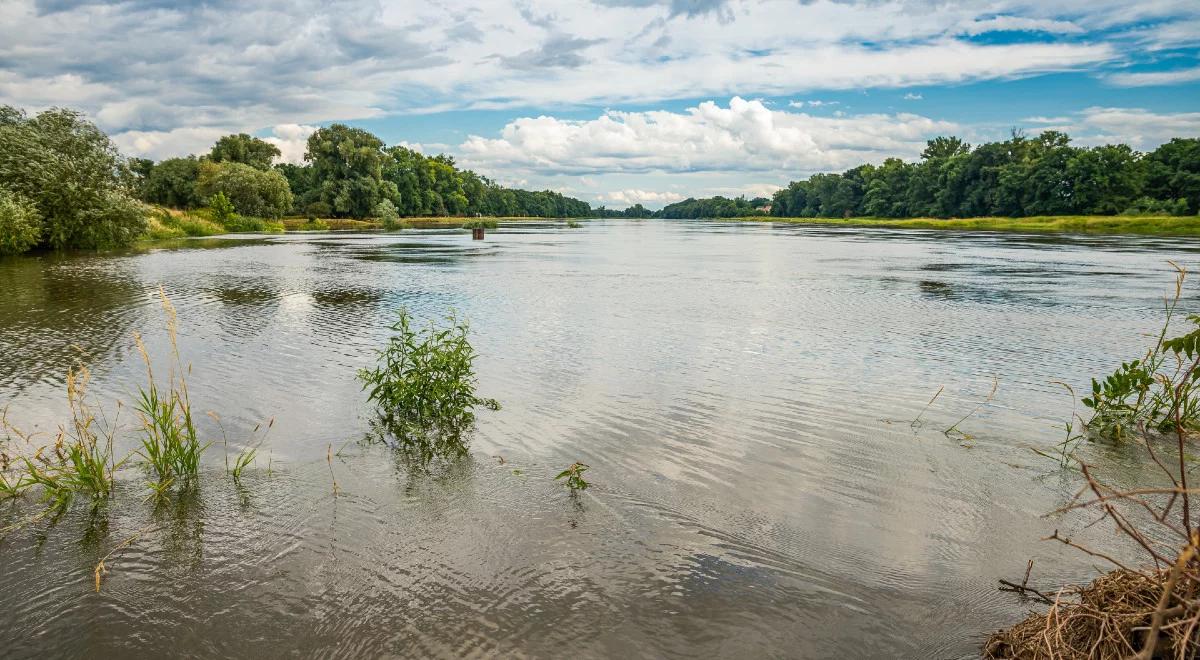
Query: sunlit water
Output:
[[1, 220, 1199, 658]]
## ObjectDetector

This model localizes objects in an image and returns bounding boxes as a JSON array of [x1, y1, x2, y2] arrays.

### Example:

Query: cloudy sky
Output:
[[1, 0, 1198, 208]]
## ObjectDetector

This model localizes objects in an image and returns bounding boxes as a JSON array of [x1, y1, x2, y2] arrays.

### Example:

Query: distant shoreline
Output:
[[718, 214, 1200, 237]]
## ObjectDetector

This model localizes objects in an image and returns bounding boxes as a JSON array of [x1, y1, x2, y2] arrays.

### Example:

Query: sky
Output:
[[1, 0, 1198, 209]]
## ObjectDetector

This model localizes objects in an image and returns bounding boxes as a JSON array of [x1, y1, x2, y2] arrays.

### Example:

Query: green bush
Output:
[[304, 201, 332, 217], [0, 188, 41, 255], [374, 199, 405, 231], [358, 310, 500, 464], [0, 106, 146, 250], [1121, 197, 1192, 217]]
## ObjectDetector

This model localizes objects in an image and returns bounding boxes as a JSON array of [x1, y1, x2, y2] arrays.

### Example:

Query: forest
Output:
[[767, 132, 1199, 220]]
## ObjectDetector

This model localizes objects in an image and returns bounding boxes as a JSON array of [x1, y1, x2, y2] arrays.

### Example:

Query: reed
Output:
[[132, 289, 209, 486]]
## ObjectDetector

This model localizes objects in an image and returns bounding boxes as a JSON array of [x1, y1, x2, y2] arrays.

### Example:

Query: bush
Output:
[[196, 160, 293, 218], [0, 106, 146, 250], [358, 310, 499, 464], [142, 157, 201, 208], [0, 188, 41, 255], [1122, 197, 1192, 217], [208, 191, 235, 223], [374, 199, 405, 231]]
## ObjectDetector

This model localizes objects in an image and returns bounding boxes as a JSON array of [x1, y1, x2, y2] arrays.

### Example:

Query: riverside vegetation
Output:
[[2, 103, 1199, 257], [987, 265, 1200, 659]]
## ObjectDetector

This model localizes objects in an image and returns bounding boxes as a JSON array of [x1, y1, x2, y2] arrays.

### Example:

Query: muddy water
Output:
[[1, 220, 1198, 658]]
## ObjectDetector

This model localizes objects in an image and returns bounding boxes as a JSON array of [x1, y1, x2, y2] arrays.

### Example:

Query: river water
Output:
[[1, 220, 1198, 658]]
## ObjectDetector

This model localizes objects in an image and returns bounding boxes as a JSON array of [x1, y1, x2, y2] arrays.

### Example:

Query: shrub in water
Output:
[[358, 310, 499, 464]]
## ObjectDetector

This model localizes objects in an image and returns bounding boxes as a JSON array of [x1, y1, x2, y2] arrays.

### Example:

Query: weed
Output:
[[132, 290, 209, 486], [555, 462, 590, 491], [566, 220, 582, 228], [1082, 263, 1200, 439], [462, 219, 498, 230], [358, 310, 500, 465]]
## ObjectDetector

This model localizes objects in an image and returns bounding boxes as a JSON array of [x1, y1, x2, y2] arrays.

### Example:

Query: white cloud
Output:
[[110, 127, 229, 162], [903, 93, 923, 100], [1069, 107, 1200, 150], [789, 100, 839, 108], [601, 189, 686, 206], [458, 96, 957, 176], [957, 15, 1084, 36], [263, 123, 318, 164], [1106, 66, 1200, 87]]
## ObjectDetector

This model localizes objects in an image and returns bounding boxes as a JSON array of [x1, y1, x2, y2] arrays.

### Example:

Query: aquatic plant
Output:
[[1083, 264, 1200, 439], [0, 367, 122, 510], [555, 462, 590, 491], [133, 290, 209, 485], [566, 219, 582, 228], [358, 309, 500, 464], [989, 264, 1200, 658]]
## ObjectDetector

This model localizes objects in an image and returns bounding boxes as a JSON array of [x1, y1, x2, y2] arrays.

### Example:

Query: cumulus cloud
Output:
[[263, 123, 318, 164], [458, 96, 958, 175], [1069, 107, 1200, 151], [903, 93, 923, 100], [601, 189, 686, 205]]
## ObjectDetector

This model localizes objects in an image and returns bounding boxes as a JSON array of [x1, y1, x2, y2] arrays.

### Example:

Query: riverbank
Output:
[[728, 215, 1200, 236]]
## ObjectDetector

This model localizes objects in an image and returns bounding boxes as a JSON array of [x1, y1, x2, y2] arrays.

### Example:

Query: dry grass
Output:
[[985, 566, 1200, 659]]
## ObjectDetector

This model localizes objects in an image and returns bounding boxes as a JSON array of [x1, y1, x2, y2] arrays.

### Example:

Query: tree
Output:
[[209, 133, 281, 171], [305, 124, 394, 218], [0, 106, 145, 252], [143, 156, 202, 208], [1144, 138, 1200, 214], [0, 188, 41, 255], [196, 160, 293, 218]]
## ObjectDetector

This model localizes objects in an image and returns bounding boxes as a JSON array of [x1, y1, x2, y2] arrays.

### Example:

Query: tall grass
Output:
[[132, 289, 209, 488], [0, 367, 122, 510]]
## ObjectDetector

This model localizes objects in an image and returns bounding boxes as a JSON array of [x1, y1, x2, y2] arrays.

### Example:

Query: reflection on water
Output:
[[1, 220, 1199, 658]]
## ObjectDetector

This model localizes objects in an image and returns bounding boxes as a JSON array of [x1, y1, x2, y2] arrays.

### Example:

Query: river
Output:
[[1, 219, 1197, 658]]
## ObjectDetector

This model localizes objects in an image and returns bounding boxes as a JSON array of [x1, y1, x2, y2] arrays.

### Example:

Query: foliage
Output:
[[555, 462, 590, 490], [0, 105, 146, 252], [132, 292, 209, 485], [462, 219, 497, 229], [658, 195, 766, 219], [1082, 266, 1200, 439], [197, 161, 293, 218], [358, 310, 500, 465], [142, 156, 203, 208], [0, 187, 42, 255], [305, 124, 395, 219], [208, 191, 235, 223], [209, 133, 280, 171], [770, 133, 1200, 220], [374, 199, 404, 230], [297, 217, 330, 231], [0, 366, 120, 510]]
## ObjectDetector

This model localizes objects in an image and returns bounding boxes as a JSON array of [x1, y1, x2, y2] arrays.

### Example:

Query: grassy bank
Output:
[[727, 214, 1200, 236], [143, 206, 284, 240]]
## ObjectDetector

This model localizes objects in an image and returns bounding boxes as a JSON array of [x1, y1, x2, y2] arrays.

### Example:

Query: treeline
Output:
[[139, 126, 593, 220], [770, 133, 1200, 219], [658, 196, 770, 219]]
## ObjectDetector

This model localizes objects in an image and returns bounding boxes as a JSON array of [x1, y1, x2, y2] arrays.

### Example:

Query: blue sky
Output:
[[1, 0, 1198, 208]]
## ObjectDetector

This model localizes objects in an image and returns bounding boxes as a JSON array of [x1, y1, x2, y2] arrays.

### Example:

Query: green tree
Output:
[[209, 133, 281, 171], [0, 188, 41, 255], [305, 124, 395, 218], [1144, 138, 1200, 214], [196, 160, 293, 218], [143, 156, 202, 208], [0, 106, 145, 251]]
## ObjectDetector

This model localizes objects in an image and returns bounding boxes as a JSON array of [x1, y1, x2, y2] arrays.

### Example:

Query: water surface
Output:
[[1, 220, 1198, 658]]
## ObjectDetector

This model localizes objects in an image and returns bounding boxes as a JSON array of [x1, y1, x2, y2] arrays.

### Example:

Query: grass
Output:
[[132, 290, 209, 488], [726, 214, 1200, 236]]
